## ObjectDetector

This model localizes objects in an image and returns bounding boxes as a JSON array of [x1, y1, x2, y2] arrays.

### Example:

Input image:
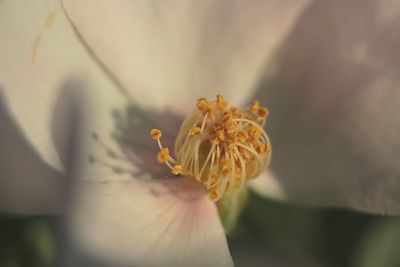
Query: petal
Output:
[[69, 177, 232, 267], [0, 91, 64, 214], [252, 0, 400, 214], [62, 0, 312, 112], [66, 88, 232, 266], [248, 171, 286, 202], [0, 0, 121, 213]]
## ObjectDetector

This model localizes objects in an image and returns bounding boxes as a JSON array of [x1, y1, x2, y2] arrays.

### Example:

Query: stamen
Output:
[[172, 165, 183, 175], [156, 148, 170, 163], [232, 118, 269, 142], [249, 100, 260, 114], [257, 107, 269, 118], [191, 127, 201, 136], [150, 129, 162, 139], [199, 144, 216, 177], [233, 147, 246, 192], [197, 98, 208, 114], [200, 113, 208, 132], [150, 94, 271, 201], [216, 94, 228, 110]]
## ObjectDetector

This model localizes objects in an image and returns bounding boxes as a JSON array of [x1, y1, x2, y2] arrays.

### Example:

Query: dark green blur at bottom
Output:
[[0, 217, 53, 267]]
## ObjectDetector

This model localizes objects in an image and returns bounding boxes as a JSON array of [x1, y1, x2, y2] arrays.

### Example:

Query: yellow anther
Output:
[[157, 151, 168, 163], [225, 128, 236, 136], [224, 121, 236, 135], [227, 141, 237, 151], [191, 127, 202, 136], [224, 120, 235, 128], [207, 102, 216, 115], [219, 157, 229, 167], [256, 144, 264, 154], [218, 131, 225, 142], [239, 147, 251, 161], [209, 188, 221, 201], [261, 143, 271, 153], [222, 166, 230, 177], [257, 107, 269, 118], [243, 113, 253, 120], [237, 131, 248, 142], [156, 147, 170, 163], [255, 142, 270, 154], [161, 147, 169, 155], [216, 94, 228, 110], [250, 100, 260, 114], [197, 98, 208, 114], [211, 123, 222, 133], [197, 97, 217, 115], [221, 111, 232, 123], [150, 128, 162, 139], [236, 169, 242, 181], [172, 165, 183, 175], [248, 126, 261, 139], [230, 107, 240, 117]]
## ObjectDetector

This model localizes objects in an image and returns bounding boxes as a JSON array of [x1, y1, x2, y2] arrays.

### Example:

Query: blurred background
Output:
[[1, 192, 400, 267]]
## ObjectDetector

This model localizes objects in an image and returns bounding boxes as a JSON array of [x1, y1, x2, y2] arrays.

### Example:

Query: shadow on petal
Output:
[[0, 86, 65, 214], [110, 103, 184, 180], [51, 79, 87, 171], [111, 102, 212, 202]]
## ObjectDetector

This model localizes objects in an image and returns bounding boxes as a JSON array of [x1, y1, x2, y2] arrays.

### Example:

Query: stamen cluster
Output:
[[150, 95, 271, 201]]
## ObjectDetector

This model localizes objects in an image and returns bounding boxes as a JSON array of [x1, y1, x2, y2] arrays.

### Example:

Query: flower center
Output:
[[150, 94, 271, 201]]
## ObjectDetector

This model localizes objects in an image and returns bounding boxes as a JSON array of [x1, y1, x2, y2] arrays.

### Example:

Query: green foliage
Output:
[[229, 192, 381, 267], [351, 218, 400, 267], [0, 217, 54, 267]]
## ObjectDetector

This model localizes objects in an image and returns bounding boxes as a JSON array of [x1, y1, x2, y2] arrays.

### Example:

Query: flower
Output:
[[1, 0, 400, 267]]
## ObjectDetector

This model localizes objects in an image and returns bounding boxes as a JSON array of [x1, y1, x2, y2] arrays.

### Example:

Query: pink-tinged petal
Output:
[[0, 0, 121, 213], [62, 0, 312, 112], [64, 81, 232, 266], [252, 0, 400, 214], [68, 175, 232, 267]]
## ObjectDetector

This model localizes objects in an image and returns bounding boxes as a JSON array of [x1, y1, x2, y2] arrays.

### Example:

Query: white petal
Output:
[[69, 177, 232, 267], [62, 0, 312, 112], [248, 171, 286, 202], [252, 0, 400, 214], [0, 91, 64, 214], [66, 88, 232, 267], [0, 0, 121, 213]]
